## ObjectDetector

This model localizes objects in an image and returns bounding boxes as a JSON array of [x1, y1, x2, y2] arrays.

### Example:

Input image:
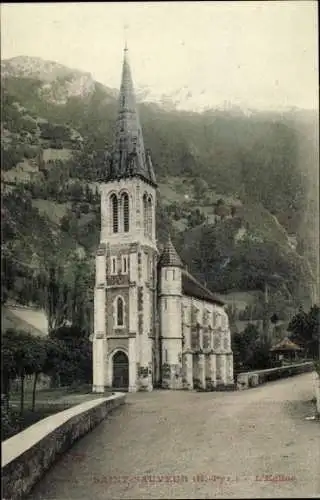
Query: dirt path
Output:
[[28, 373, 320, 499]]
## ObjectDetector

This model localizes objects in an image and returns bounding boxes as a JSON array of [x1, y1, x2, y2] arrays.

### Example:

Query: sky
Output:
[[1, 1, 318, 111]]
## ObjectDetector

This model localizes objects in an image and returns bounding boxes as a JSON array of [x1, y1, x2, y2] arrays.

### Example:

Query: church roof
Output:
[[158, 236, 183, 268], [182, 270, 225, 306], [106, 47, 157, 187]]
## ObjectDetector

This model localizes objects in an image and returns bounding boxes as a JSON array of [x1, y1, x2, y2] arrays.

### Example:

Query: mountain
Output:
[[1, 56, 118, 105], [1, 55, 318, 323]]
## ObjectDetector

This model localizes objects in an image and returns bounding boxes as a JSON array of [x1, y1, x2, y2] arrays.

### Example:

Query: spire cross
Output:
[[124, 24, 129, 51]]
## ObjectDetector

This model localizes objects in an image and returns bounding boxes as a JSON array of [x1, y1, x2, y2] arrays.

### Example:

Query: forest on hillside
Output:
[[1, 70, 319, 327]]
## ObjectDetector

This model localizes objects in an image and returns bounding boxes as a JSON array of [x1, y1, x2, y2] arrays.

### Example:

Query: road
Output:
[[28, 373, 319, 499]]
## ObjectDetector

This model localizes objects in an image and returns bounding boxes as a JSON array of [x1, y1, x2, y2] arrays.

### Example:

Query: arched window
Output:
[[110, 194, 118, 233], [116, 297, 124, 326], [122, 193, 129, 232], [147, 196, 153, 237], [143, 193, 148, 236]]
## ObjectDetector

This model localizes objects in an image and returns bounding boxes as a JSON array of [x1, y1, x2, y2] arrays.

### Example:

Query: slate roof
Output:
[[182, 270, 225, 306], [106, 47, 157, 187], [158, 236, 183, 268]]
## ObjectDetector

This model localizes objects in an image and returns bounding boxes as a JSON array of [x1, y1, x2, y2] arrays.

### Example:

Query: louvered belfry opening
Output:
[[122, 192, 130, 232], [111, 194, 118, 233]]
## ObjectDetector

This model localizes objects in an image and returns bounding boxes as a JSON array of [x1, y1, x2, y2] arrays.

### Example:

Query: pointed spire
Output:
[[107, 45, 157, 186], [158, 234, 183, 268]]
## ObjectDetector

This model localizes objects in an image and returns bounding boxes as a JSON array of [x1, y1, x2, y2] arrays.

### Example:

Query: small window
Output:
[[110, 257, 117, 275], [147, 196, 153, 237], [173, 270, 175, 280], [149, 257, 153, 279], [165, 349, 168, 363], [122, 255, 129, 274], [165, 270, 168, 280], [217, 314, 222, 328], [116, 297, 124, 326], [208, 313, 212, 327], [212, 312, 217, 327], [164, 298, 167, 310]]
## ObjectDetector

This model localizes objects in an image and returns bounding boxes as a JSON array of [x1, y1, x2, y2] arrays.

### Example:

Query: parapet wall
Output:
[[237, 362, 314, 390], [2, 393, 126, 500]]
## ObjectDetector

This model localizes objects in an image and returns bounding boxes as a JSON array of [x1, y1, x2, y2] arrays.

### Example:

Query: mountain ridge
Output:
[[3, 55, 318, 115], [1, 55, 318, 318]]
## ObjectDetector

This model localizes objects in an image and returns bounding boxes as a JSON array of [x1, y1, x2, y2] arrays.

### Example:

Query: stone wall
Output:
[[2, 393, 125, 500], [236, 362, 314, 390]]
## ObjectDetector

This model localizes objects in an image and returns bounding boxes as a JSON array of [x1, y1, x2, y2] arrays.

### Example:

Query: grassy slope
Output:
[[42, 148, 72, 162], [241, 203, 289, 246], [1, 306, 47, 337], [32, 199, 70, 224]]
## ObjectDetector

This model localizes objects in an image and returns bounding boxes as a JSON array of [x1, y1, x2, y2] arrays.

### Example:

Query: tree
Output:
[[232, 323, 272, 372], [84, 183, 94, 204], [187, 208, 205, 229], [270, 313, 279, 325], [38, 265, 69, 334], [67, 258, 94, 332], [193, 178, 208, 200], [41, 337, 69, 389], [288, 305, 320, 358], [1, 330, 45, 420], [51, 326, 92, 386], [232, 324, 260, 371], [29, 338, 47, 412], [1, 330, 17, 412]]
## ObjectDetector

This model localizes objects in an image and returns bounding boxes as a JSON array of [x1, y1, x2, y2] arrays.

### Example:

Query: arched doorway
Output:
[[112, 351, 129, 389]]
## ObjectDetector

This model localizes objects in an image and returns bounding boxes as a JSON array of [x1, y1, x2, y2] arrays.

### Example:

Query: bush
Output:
[[1, 147, 24, 171], [80, 203, 90, 214], [21, 144, 37, 159], [1, 407, 19, 441]]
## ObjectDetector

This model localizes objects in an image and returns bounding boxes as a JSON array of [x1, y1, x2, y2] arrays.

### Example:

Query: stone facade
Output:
[[92, 47, 233, 393]]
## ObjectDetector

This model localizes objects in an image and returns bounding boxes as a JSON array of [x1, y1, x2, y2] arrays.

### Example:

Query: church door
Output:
[[112, 351, 129, 389]]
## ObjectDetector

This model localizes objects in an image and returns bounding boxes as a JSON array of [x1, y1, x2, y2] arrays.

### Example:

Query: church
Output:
[[92, 47, 234, 392]]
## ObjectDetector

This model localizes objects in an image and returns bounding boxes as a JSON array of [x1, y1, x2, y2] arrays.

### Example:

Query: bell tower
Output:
[[92, 46, 158, 393]]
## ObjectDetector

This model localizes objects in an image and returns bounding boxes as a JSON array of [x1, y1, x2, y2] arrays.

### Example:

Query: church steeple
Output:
[[107, 46, 157, 187]]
